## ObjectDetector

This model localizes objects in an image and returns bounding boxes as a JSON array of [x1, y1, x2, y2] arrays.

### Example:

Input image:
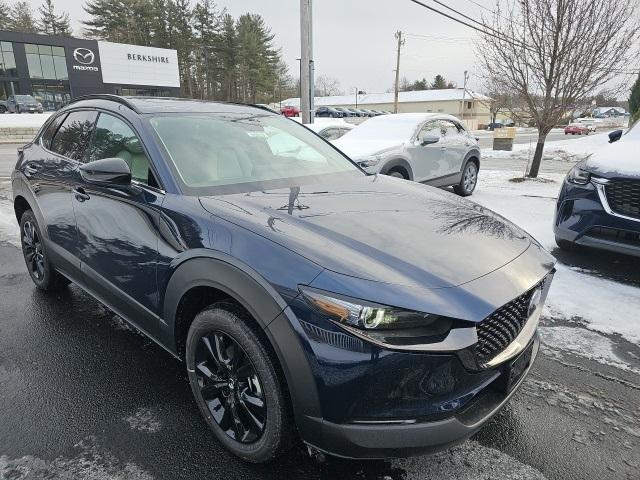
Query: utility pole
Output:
[[460, 70, 469, 121], [300, 0, 314, 124], [393, 31, 404, 114], [355, 88, 358, 109]]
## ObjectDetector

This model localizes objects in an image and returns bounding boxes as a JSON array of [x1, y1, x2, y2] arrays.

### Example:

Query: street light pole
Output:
[[300, 0, 314, 124]]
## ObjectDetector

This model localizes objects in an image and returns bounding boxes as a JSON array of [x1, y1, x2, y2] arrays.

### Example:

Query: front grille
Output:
[[476, 281, 543, 363], [605, 181, 640, 220]]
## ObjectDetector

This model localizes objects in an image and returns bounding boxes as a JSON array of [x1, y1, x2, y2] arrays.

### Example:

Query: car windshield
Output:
[[150, 113, 361, 192], [15, 95, 36, 102]]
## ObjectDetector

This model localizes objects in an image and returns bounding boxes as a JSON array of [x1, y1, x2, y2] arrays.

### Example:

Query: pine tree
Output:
[[0, 1, 11, 30], [630, 74, 640, 124], [219, 13, 237, 101], [83, 0, 130, 42], [9, 1, 38, 33], [431, 74, 455, 90], [38, 0, 72, 36]]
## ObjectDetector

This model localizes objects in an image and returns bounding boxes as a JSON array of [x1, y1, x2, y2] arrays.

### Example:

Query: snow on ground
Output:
[[473, 169, 640, 357], [0, 198, 19, 247], [0, 112, 51, 128], [481, 131, 614, 163]]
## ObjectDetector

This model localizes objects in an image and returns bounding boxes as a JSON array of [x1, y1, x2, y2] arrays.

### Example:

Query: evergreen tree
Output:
[[38, 0, 72, 36], [630, 74, 640, 124], [219, 13, 237, 101], [9, 1, 38, 33], [0, 1, 11, 30], [431, 74, 455, 89]]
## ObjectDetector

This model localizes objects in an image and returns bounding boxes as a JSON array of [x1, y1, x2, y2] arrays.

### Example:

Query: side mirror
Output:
[[608, 130, 623, 143], [420, 134, 440, 146], [79, 157, 131, 185]]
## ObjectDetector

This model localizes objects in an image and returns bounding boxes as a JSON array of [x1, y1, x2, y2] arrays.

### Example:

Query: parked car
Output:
[[13, 95, 554, 463], [7, 95, 44, 114], [334, 113, 481, 196], [334, 107, 355, 117], [347, 108, 364, 117], [564, 123, 590, 135], [0, 100, 6, 113], [487, 121, 514, 131], [305, 120, 354, 141], [280, 105, 300, 117], [554, 126, 640, 256], [360, 109, 376, 117], [315, 106, 343, 118], [575, 118, 597, 133]]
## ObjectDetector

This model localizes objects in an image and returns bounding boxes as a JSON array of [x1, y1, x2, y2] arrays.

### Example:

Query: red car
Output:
[[564, 124, 590, 135], [280, 105, 300, 117]]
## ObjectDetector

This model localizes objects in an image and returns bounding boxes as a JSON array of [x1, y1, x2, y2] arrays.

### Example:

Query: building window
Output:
[[31, 84, 71, 111], [25, 43, 68, 80], [116, 87, 172, 97], [467, 101, 472, 109], [0, 42, 17, 77], [0, 80, 19, 101]]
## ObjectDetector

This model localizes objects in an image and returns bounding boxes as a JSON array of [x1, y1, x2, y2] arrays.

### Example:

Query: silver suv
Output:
[[334, 113, 481, 196]]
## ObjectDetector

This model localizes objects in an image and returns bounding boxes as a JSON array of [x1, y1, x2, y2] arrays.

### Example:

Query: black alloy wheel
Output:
[[19, 210, 70, 291], [22, 218, 45, 281], [186, 303, 293, 462], [194, 330, 266, 444]]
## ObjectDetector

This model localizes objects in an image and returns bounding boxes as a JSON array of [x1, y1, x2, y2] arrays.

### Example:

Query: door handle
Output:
[[73, 186, 90, 202]]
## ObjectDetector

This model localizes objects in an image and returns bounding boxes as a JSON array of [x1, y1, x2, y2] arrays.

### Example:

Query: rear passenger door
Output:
[[72, 111, 164, 337], [440, 120, 469, 176], [25, 110, 97, 278]]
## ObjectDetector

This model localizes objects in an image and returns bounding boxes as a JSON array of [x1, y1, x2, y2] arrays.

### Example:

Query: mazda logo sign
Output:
[[73, 48, 95, 65]]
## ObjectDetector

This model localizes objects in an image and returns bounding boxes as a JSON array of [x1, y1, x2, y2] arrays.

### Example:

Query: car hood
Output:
[[582, 135, 640, 180], [199, 174, 533, 289], [333, 137, 403, 158]]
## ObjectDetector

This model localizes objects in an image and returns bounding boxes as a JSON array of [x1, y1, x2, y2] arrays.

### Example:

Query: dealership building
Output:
[[0, 31, 180, 111]]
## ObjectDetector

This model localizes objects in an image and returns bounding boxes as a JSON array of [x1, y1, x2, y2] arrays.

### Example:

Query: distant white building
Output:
[[593, 106, 628, 118], [282, 88, 492, 129]]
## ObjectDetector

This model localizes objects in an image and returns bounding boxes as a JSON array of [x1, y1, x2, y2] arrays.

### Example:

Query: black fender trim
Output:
[[460, 150, 481, 171], [380, 158, 413, 180], [160, 252, 323, 423]]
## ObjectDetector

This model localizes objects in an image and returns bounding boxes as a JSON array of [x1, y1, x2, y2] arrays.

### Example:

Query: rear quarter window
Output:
[[40, 113, 67, 150]]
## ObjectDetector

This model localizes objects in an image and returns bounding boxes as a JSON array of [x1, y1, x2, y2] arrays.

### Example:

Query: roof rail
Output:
[[68, 94, 140, 113]]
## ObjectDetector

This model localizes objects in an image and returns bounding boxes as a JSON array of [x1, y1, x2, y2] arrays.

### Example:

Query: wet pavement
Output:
[[1, 143, 639, 479]]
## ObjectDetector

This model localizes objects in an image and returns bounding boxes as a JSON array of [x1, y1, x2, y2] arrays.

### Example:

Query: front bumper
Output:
[[554, 179, 640, 257], [304, 336, 539, 459]]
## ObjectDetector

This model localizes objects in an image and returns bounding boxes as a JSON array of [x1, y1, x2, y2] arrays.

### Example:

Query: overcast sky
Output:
[[21, 0, 638, 97]]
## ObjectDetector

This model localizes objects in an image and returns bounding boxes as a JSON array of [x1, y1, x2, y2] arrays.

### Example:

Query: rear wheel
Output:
[[387, 167, 408, 179], [19, 210, 70, 291], [186, 303, 293, 463], [454, 160, 478, 196]]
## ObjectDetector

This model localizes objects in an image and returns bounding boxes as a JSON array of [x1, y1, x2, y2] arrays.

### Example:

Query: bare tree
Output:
[[315, 75, 343, 97], [477, 0, 639, 177]]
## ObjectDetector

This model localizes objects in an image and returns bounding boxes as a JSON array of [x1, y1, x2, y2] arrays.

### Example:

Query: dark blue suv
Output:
[[12, 96, 554, 462], [555, 127, 640, 256]]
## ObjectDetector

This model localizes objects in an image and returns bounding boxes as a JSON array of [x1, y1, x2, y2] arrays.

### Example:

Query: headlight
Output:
[[567, 165, 591, 185], [300, 287, 432, 330], [356, 156, 380, 168]]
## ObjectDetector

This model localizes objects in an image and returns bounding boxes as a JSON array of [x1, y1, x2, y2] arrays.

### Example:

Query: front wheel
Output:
[[186, 303, 294, 463], [454, 161, 478, 196]]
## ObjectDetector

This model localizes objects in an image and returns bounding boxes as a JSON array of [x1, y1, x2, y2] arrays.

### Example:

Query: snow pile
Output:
[[0, 112, 51, 128], [482, 131, 614, 164]]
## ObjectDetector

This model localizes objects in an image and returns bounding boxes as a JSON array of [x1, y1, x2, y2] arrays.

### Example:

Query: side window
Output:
[[41, 113, 67, 150], [89, 113, 157, 187], [50, 110, 97, 161], [417, 121, 441, 143], [441, 120, 463, 139]]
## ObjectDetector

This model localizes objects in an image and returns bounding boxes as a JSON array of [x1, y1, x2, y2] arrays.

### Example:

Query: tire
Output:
[[186, 302, 294, 463], [0, 106, 5, 114], [454, 160, 478, 196], [387, 167, 408, 179], [19, 210, 70, 291]]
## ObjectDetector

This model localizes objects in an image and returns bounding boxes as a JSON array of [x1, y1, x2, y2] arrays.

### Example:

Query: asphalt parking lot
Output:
[[1, 144, 639, 479]]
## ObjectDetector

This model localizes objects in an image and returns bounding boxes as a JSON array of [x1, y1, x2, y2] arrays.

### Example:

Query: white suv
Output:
[[334, 113, 481, 196]]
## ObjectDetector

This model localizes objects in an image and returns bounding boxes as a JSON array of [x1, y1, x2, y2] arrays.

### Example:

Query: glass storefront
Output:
[[116, 87, 172, 97], [31, 84, 71, 111], [0, 42, 17, 77], [25, 44, 68, 80]]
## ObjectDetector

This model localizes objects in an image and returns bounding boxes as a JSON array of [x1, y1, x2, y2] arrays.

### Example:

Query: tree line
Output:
[[0, 0, 296, 104], [0, 0, 72, 35]]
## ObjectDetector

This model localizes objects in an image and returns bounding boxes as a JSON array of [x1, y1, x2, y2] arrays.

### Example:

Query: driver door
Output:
[[72, 111, 164, 336], [406, 120, 445, 182]]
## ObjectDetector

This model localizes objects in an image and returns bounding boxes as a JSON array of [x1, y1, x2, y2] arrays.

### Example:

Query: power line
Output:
[[407, 0, 640, 75]]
